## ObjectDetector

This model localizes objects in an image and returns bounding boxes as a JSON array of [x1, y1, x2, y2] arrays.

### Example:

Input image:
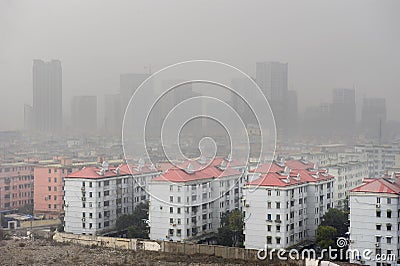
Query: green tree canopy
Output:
[[316, 226, 337, 249], [116, 202, 149, 239], [216, 210, 244, 247], [320, 208, 349, 236]]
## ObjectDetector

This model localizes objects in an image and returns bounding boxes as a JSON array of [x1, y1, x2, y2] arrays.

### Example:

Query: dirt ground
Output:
[[0, 238, 291, 266]]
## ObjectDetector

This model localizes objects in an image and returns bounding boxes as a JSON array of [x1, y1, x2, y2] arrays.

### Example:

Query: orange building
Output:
[[0, 162, 35, 210]]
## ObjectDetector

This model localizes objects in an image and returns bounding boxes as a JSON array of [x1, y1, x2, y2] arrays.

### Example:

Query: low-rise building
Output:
[[0, 162, 35, 211], [148, 157, 245, 242], [349, 177, 400, 265], [243, 159, 334, 250], [64, 162, 160, 235]]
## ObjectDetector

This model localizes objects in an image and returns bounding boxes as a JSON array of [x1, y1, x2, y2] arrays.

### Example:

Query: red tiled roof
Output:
[[247, 168, 333, 187], [66, 163, 158, 179], [152, 162, 242, 183], [252, 160, 315, 174], [350, 178, 400, 194]]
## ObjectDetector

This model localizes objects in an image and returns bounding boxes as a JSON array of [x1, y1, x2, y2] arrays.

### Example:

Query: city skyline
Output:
[[0, 1, 399, 130]]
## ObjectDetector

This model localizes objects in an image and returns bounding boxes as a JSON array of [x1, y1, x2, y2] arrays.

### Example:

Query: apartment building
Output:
[[64, 162, 160, 235], [148, 157, 245, 242], [0, 162, 35, 210], [355, 144, 400, 178], [327, 160, 368, 209], [349, 177, 400, 265], [243, 159, 334, 250]]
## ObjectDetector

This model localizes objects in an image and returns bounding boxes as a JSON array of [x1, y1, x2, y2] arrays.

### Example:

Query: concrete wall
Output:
[[20, 219, 60, 228], [53, 232, 261, 261]]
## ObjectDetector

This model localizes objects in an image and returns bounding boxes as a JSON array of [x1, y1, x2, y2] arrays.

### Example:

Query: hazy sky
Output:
[[0, 0, 399, 130]]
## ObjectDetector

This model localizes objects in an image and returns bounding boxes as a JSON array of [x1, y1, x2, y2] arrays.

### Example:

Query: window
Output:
[[387, 210, 392, 218], [177, 229, 181, 236], [276, 225, 281, 232], [170, 185, 173, 191], [170, 207, 173, 214], [54, 186, 57, 192], [377, 211, 381, 217], [54, 195, 57, 200], [177, 197, 181, 203], [170, 196, 173, 203], [104, 180, 109, 186], [387, 224, 392, 231], [54, 204, 57, 209], [387, 198, 391, 204], [104, 191, 109, 196], [276, 237, 281, 244], [54, 177, 57, 183], [169, 229, 174, 236], [267, 236, 272, 244], [377, 197, 381, 203], [104, 201, 109, 207], [48, 169, 51, 174], [48, 177, 51, 183], [387, 237, 392, 244], [267, 225, 271, 232], [267, 213, 272, 221], [276, 202, 281, 209], [170, 218, 174, 224], [104, 221, 109, 227], [177, 208, 181, 214], [89, 192, 92, 198], [48, 186, 51, 191], [82, 181, 85, 187], [48, 204, 51, 209], [82, 223, 85, 228], [276, 214, 281, 221], [276, 190, 280, 196], [267, 190, 271, 196], [267, 202, 271, 209], [376, 224, 382, 230]]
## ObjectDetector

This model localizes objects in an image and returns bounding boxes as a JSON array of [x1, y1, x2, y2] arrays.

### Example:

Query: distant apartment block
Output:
[[0, 162, 34, 210], [64, 162, 160, 235], [148, 157, 246, 242], [244, 159, 334, 250], [355, 144, 400, 178], [327, 160, 368, 209], [349, 177, 400, 265]]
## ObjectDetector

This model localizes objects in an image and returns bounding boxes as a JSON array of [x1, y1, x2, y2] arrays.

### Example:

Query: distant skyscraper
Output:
[[104, 94, 121, 136], [24, 104, 33, 131], [287, 90, 298, 139], [32, 59, 62, 132], [256, 62, 289, 140], [120, 73, 150, 115], [361, 97, 386, 140], [71, 95, 97, 133], [330, 88, 356, 138]]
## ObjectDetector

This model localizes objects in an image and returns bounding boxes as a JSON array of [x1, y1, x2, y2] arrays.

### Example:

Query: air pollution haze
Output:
[[0, 0, 399, 132]]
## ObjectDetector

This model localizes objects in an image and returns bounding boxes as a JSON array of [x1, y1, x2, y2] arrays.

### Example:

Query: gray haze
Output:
[[0, 0, 399, 130]]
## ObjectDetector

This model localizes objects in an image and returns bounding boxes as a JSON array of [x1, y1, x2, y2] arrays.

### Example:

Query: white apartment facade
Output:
[[327, 160, 368, 209], [64, 162, 160, 235], [349, 177, 400, 266], [148, 158, 245, 242], [355, 144, 400, 178], [243, 160, 334, 250]]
